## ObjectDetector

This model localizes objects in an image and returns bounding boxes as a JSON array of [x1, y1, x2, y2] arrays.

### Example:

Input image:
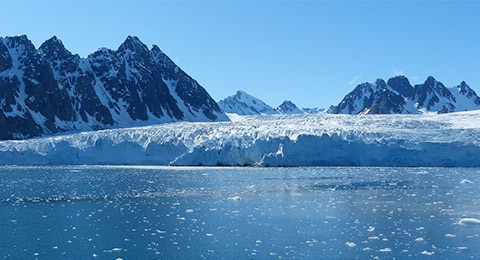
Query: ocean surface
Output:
[[0, 166, 479, 259]]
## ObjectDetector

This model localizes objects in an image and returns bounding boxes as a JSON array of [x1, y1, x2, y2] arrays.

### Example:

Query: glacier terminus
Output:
[[1, 111, 480, 166]]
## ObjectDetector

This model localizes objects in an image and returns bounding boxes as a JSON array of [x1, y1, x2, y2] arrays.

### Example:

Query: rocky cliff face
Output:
[[332, 75, 480, 115], [0, 35, 228, 140]]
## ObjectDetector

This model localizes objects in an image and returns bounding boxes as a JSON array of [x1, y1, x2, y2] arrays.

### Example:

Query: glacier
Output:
[[1, 111, 480, 166]]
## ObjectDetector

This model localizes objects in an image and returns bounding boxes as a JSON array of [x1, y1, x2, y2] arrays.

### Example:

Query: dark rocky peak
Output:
[[87, 48, 121, 80], [1, 35, 32, 48], [0, 35, 37, 60], [91, 47, 115, 56], [277, 100, 303, 114], [413, 76, 456, 110], [89, 47, 116, 63], [456, 81, 480, 105], [424, 76, 439, 87], [39, 36, 74, 60], [279, 100, 296, 108], [353, 82, 373, 93], [373, 78, 387, 89], [457, 81, 476, 96], [0, 35, 48, 80], [236, 90, 248, 98], [346, 81, 379, 99], [387, 75, 413, 97], [415, 76, 439, 93], [416, 76, 452, 97], [117, 36, 150, 56]]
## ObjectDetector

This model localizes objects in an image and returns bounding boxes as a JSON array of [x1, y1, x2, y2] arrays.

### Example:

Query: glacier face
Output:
[[0, 35, 228, 140], [1, 111, 480, 166]]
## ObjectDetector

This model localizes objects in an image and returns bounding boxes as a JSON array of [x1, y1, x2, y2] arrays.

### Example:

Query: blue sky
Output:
[[2, 1, 480, 108]]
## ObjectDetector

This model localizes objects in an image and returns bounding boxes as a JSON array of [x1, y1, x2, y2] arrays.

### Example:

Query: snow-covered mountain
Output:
[[217, 90, 278, 115], [276, 100, 304, 114], [218, 90, 308, 115], [0, 35, 228, 140], [332, 76, 480, 115], [1, 111, 479, 166]]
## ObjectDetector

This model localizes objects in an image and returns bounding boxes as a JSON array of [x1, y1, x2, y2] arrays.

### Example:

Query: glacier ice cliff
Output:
[[1, 111, 480, 167]]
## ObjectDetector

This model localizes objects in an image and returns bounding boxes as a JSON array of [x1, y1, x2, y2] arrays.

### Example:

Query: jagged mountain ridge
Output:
[[0, 35, 228, 140], [332, 75, 480, 115]]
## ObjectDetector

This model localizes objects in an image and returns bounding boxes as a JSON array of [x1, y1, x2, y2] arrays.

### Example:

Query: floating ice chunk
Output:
[[104, 248, 123, 253], [345, 242, 356, 247], [228, 196, 241, 201], [445, 234, 456, 237], [414, 237, 424, 242], [459, 218, 480, 225], [379, 248, 392, 252], [185, 209, 194, 213], [421, 251, 435, 255]]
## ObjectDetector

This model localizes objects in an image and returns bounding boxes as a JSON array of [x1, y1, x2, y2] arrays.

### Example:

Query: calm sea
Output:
[[0, 166, 479, 259]]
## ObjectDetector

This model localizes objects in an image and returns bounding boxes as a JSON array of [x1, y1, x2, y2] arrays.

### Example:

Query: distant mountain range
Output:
[[0, 35, 227, 140], [331, 75, 480, 114], [220, 75, 480, 117], [218, 90, 323, 116], [2, 35, 479, 141]]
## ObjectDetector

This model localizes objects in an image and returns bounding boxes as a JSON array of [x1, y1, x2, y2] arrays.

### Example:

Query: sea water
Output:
[[0, 166, 479, 259]]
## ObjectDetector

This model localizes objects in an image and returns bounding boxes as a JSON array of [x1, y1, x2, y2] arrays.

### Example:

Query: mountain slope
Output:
[[0, 35, 228, 140], [332, 75, 480, 115]]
